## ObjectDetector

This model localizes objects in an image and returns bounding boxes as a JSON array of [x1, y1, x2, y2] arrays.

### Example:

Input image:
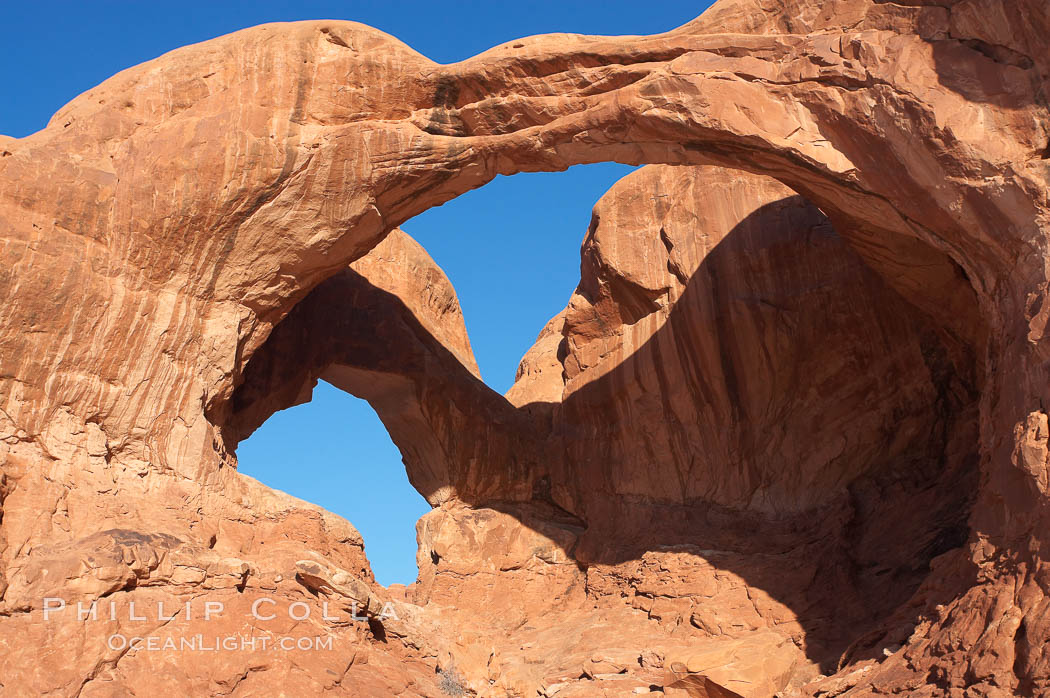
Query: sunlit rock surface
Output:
[[2, 0, 1050, 695]]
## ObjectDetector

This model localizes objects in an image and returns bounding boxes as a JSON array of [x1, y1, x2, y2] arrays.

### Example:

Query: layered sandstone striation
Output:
[[2, 0, 1050, 695]]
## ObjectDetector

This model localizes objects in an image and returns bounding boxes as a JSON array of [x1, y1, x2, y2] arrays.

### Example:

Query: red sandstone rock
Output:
[[1, 0, 1050, 695]]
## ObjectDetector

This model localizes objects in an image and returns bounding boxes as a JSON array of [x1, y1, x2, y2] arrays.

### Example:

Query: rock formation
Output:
[[1, 0, 1049, 695]]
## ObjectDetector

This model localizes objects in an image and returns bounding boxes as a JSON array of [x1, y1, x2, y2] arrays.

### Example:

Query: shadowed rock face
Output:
[[1, 0, 1049, 695]]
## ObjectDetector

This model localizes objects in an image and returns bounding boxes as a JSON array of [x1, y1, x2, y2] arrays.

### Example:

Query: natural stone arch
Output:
[[1, 1, 1049, 694], [227, 162, 986, 682], [4, 10, 1039, 465]]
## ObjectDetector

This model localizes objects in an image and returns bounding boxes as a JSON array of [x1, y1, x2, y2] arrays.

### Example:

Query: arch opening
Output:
[[401, 163, 638, 393], [236, 380, 429, 586]]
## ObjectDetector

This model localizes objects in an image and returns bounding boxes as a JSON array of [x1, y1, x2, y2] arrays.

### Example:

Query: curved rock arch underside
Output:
[[2, 0, 1050, 695]]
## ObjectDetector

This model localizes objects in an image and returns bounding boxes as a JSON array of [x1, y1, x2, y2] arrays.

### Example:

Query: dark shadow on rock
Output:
[[928, 38, 1036, 109], [922, 1, 1046, 112]]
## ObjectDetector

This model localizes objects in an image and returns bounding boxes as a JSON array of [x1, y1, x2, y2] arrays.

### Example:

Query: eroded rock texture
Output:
[[1, 0, 1049, 695]]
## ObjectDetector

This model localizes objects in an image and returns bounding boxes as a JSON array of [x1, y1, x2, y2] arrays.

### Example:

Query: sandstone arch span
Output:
[[227, 164, 984, 687], [1, 0, 1049, 695]]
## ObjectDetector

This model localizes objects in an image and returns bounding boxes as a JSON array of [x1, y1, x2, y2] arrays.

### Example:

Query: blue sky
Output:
[[2, 1, 711, 585]]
